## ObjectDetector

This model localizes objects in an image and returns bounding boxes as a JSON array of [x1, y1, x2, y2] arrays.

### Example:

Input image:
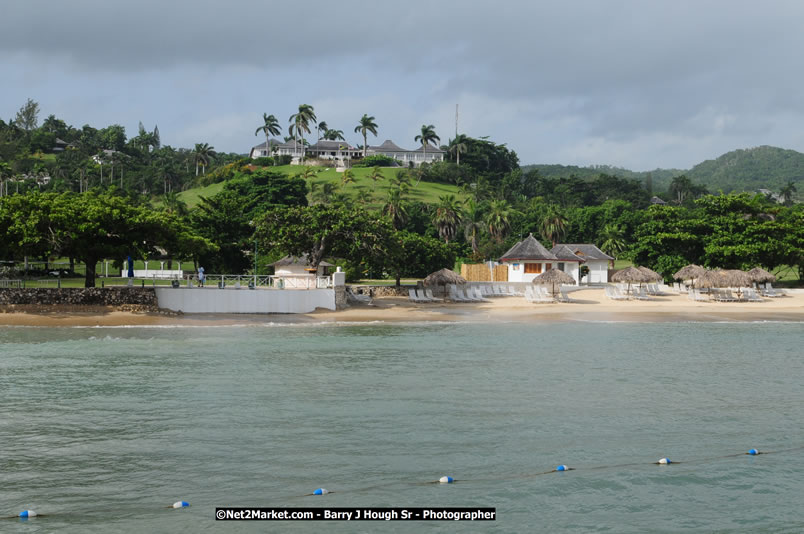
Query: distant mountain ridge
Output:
[[523, 145, 804, 196]]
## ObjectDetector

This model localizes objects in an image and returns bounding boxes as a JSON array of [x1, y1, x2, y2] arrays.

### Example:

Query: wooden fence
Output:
[[461, 263, 508, 282]]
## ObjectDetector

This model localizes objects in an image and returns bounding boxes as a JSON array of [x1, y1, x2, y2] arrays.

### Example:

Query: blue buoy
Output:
[[313, 488, 329, 495], [748, 448, 759, 455], [19, 510, 37, 518], [439, 476, 454, 484], [172, 501, 190, 509], [658, 458, 672, 465], [556, 465, 569, 472]]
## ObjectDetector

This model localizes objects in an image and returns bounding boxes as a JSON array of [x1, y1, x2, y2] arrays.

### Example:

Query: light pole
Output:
[[254, 241, 258, 287]]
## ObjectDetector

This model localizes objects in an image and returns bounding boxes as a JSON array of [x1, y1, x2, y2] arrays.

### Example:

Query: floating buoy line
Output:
[[5, 445, 802, 519]]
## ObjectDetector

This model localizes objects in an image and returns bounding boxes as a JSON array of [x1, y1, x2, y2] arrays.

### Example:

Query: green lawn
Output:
[[174, 165, 463, 209]]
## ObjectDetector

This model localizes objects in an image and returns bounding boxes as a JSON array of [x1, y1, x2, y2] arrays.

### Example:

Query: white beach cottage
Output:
[[499, 234, 612, 284], [550, 244, 613, 284]]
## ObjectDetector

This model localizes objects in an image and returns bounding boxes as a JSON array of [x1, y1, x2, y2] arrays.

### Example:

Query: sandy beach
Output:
[[1, 288, 802, 327]]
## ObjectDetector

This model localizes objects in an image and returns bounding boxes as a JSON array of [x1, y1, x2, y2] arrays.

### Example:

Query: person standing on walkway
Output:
[[198, 266, 205, 287]]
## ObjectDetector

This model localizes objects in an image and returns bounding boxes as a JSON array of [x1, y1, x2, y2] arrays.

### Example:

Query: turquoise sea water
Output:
[[1, 319, 803, 532]]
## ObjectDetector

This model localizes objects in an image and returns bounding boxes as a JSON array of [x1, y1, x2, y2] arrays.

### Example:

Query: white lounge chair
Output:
[[556, 286, 577, 303], [742, 288, 764, 302], [605, 285, 629, 301], [409, 289, 423, 302], [448, 285, 469, 302], [424, 289, 444, 302], [416, 289, 435, 302], [471, 286, 490, 302]]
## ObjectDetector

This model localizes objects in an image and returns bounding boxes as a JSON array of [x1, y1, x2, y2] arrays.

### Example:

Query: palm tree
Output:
[[324, 129, 345, 141], [161, 191, 189, 217], [463, 199, 484, 256], [340, 168, 356, 189], [193, 143, 217, 176], [254, 113, 281, 157], [540, 204, 568, 247], [433, 194, 463, 243], [368, 166, 384, 191], [317, 121, 328, 141], [599, 223, 626, 268], [448, 134, 468, 166], [313, 182, 337, 204], [354, 114, 378, 157], [288, 104, 317, 159], [780, 181, 797, 206], [414, 124, 440, 166], [389, 170, 411, 194], [486, 199, 515, 243], [294, 166, 317, 181], [383, 187, 408, 230]]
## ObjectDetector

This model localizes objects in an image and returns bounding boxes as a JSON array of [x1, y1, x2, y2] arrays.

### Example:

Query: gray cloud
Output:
[[3, 0, 804, 169]]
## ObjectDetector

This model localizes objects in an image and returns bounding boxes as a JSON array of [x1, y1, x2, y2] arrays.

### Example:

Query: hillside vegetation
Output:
[[687, 145, 804, 194], [523, 145, 804, 199], [177, 165, 464, 209]]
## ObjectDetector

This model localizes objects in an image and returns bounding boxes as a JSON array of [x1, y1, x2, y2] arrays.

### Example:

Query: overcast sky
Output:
[[3, 0, 803, 170]]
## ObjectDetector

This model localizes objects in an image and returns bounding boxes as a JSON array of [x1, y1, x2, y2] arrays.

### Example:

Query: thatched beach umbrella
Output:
[[695, 269, 728, 289], [747, 267, 777, 284], [612, 266, 649, 294], [673, 264, 706, 282], [424, 268, 466, 287], [673, 264, 707, 289], [637, 266, 663, 283], [721, 269, 753, 288], [532, 268, 576, 298]]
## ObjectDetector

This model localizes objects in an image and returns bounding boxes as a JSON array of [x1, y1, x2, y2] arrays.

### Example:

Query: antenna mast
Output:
[[455, 104, 459, 137]]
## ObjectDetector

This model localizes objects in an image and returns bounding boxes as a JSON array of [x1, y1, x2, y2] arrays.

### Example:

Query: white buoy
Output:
[[313, 488, 329, 495], [439, 476, 454, 484], [658, 458, 672, 465], [172, 501, 190, 509], [19, 510, 37, 518]]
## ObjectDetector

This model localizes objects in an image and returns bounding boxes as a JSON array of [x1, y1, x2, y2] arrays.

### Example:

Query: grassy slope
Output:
[[176, 165, 463, 209]]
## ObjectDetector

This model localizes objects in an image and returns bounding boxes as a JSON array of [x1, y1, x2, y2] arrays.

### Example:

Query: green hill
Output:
[[523, 145, 804, 199], [687, 145, 804, 194], [521, 164, 683, 192], [176, 165, 463, 209]]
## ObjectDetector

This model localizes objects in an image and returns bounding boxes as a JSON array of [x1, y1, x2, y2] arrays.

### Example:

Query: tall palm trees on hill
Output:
[[255, 113, 281, 157], [288, 104, 317, 158], [433, 194, 462, 244], [415, 124, 440, 166], [447, 134, 468, 166], [354, 115, 378, 157], [323, 129, 345, 141], [193, 143, 216, 176]]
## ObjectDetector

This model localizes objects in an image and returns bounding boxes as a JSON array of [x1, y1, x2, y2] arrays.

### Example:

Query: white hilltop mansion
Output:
[[250, 138, 444, 167]]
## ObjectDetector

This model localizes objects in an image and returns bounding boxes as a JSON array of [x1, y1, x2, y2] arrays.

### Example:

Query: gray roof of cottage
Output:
[[253, 138, 305, 150], [499, 234, 558, 261], [650, 196, 667, 205], [410, 143, 445, 153], [369, 140, 408, 153], [552, 244, 613, 261], [308, 140, 357, 150], [271, 255, 334, 268]]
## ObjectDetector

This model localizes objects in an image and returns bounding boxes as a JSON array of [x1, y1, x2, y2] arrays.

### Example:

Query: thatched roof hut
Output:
[[673, 264, 706, 281], [747, 267, 777, 283], [424, 268, 466, 287], [696, 269, 729, 288]]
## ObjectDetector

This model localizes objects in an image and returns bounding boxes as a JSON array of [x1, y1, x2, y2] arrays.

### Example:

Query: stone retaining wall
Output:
[[0, 288, 159, 310], [349, 285, 414, 297]]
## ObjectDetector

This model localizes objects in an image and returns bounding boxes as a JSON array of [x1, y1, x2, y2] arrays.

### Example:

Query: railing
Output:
[[0, 279, 23, 288]]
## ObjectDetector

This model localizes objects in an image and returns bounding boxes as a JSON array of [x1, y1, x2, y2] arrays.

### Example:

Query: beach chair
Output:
[[606, 285, 629, 301], [424, 288, 444, 302], [409, 289, 423, 302], [471, 286, 490, 302], [536, 286, 555, 303], [556, 286, 577, 303], [743, 288, 764, 302], [416, 289, 435, 302], [632, 286, 652, 300], [448, 285, 467, 302], [692, 289, 709, 302], [762, 283, 783, 297]]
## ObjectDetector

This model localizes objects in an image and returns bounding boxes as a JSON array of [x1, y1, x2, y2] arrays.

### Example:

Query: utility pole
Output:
[[455, 104, 459, 137], [254, 241, 258, 287]]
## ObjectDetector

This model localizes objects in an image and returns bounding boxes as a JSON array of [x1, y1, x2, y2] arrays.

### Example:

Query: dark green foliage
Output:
[[352, 155, 398, 167], [251, 157, 274, 167]]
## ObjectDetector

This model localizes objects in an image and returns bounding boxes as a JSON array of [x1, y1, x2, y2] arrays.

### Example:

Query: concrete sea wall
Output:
[[154, 287, 336, 314]]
